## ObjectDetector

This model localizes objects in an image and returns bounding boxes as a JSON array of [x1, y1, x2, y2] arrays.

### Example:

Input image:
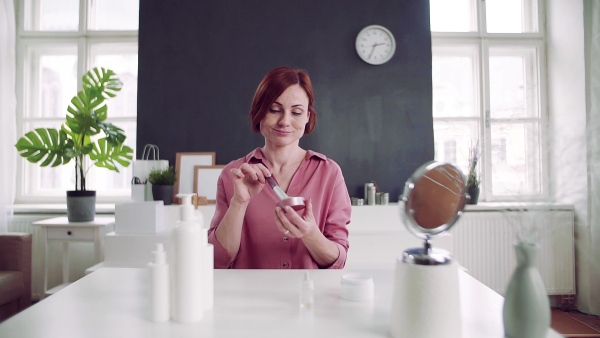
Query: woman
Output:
[[208, 66, 351, 269]]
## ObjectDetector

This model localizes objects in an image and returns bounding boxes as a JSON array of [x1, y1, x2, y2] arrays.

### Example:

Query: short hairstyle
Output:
[[249, 66, 317, 135]]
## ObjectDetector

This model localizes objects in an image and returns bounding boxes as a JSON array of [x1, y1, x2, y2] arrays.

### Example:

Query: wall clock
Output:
[[355, 25, 396, 65]]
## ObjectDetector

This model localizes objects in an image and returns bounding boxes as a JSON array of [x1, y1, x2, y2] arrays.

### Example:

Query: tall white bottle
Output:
[[198, 214, 214, 310], [173, 194, 204, 322]]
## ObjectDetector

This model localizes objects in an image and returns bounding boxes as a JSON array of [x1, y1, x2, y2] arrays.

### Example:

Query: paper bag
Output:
[[132, 144, 168, 200]]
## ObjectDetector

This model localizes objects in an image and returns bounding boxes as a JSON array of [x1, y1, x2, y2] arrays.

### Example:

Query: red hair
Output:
[[249, 66, 317, 134]]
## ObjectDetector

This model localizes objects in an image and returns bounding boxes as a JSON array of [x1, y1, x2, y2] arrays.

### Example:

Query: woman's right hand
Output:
[[229, 163, 271, 205]]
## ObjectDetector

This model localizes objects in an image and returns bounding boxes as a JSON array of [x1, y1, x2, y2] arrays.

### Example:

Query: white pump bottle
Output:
[[172, 193, 204, 323]]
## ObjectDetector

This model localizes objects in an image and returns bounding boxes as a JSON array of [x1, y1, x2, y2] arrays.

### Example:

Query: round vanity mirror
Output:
[[400, 161, 467, 265]]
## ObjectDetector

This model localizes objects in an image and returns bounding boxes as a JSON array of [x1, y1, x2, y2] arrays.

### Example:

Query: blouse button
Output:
[[282, 236, 289, 242], [282, 262, 289, 268]]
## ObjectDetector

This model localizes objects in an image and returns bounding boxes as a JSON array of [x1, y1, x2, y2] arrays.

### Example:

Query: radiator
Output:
[[451, 209, 575, 296], [8, 214, 100, 301]]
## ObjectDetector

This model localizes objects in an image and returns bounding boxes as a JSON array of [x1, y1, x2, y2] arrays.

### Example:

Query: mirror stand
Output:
[[390, 161, 467, 338]]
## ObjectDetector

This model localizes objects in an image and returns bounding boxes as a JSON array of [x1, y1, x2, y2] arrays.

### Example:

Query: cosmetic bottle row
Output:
[[148, 194, 214, 323]]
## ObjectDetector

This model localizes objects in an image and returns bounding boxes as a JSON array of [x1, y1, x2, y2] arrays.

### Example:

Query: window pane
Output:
[[489, 46, 539, 119], [432, 46, 479, 118], [430, 0, 477, 32], [433, 120, 479, 175], [25, 0, 79, 31], [88, 0, 139, 30], [91, 44, 138, 117], [490, 122, 541, 196], [485, 0, 539, 33], [25, 46, 77, 118]]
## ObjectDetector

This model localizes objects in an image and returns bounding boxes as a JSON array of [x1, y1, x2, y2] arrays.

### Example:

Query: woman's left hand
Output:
[[274, 198, 318, 239]]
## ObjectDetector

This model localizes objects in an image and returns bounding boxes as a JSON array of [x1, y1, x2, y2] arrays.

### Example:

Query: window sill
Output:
[[463, 202, 574, 212], [10, 201, 574, 215]]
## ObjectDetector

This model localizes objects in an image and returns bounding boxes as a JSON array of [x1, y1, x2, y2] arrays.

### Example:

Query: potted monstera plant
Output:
[[15, 67, 133, 221]]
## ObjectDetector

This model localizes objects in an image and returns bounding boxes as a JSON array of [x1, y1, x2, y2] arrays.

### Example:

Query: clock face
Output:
[[355, 25, 396, 65]]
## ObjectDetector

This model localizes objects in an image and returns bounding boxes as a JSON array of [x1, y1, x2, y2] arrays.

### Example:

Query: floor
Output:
[[552, 308, 600, 337]]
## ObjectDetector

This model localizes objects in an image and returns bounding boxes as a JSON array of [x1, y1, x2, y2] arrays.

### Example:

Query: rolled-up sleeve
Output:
[[207, 171, 235, 269], [320, 169, 351, 269]]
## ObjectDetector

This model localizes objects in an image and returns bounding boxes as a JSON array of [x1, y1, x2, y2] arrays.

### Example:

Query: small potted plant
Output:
[[15, 67, 133, 221], [466, 140, 481, 204], [148, 166, 177, 205]]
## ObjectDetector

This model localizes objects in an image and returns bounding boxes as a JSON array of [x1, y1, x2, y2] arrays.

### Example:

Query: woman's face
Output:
[[260, 84, 310, 147]]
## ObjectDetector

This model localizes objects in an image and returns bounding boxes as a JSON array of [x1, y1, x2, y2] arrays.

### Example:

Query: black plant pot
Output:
[[467, 186, 480, 205], [66, 190, 96, 222], [152, 185, 174, 205]]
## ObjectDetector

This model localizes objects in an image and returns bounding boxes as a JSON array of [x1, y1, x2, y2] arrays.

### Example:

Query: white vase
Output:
[[503, 242, 550, 338]]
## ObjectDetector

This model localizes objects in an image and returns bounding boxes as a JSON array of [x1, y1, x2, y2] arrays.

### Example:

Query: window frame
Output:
[[14, 0, 138, 204], [431, 0, 549, 202]]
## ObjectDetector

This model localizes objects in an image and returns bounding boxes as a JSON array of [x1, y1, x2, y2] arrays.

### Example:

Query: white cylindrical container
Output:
[[198, 222, 214, 310], [340, 273, 374, 301], [203, 243, 214, 310], [173, 194, 204, 323], [390, 256, 462, 338], [148, 243, 169, 322]]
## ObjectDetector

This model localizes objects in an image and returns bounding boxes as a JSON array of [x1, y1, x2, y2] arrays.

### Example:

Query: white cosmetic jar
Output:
[[340, 273, 374, 301]]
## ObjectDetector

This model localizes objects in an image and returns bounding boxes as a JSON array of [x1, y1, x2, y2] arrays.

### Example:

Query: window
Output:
[[15, 0, 139, 203], [430, 0, 547, 201]]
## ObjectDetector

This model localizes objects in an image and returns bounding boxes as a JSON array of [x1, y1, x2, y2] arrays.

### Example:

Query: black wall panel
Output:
[[137, 0, 433, 201]]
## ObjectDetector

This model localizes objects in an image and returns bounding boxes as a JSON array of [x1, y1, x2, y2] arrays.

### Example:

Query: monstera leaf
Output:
[[66, 68, 122, 134], [89, 138, 133, 171], [15, 128, 72, 167], [97, 122, 127, 145]]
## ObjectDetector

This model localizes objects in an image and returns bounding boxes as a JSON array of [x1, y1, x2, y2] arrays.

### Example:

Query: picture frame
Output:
[[193, 165, 225, 204], [174, 152, 216, 199]]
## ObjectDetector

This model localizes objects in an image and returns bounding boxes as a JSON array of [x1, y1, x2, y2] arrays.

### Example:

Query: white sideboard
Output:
[[101, 204, 453, 270], [102, 204, 575, 296], [11, 203, 574, 300]]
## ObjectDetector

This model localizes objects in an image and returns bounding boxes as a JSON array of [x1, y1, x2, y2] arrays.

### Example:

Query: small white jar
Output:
[[340, 273, 374, 301]]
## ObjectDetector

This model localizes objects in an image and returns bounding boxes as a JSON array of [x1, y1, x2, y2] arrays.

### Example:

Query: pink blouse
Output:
[[208, 148, 351, 269]]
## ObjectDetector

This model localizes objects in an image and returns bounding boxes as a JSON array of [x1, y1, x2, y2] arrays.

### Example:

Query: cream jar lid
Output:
[[340, 273, 374, 301]]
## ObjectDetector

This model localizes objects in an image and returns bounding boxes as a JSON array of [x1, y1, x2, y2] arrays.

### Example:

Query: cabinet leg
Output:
[[62, 242, 69, 284]]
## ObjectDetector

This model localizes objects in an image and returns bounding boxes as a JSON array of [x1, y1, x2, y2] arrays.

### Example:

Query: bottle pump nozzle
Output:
[[177, 193, 196, 221], [153, 243, 166, 265], [177, 193, 194, 205]]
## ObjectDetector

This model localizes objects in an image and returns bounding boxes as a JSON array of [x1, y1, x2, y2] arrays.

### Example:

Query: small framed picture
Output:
[[193, 165, 225, 204], [174, 152, 216, 198]]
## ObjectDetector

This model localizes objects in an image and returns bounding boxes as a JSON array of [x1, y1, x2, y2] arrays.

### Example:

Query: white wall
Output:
[[547, 0, 600, 314]]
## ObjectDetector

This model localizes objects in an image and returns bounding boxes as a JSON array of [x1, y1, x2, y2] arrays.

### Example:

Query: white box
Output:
[[104, 231, 172, 267], [115, 201, 165, 234]]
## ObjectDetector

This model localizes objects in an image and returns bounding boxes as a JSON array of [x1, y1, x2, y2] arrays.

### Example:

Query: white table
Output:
[[0, 267, 562, 338], [31, 216, 114, 297]]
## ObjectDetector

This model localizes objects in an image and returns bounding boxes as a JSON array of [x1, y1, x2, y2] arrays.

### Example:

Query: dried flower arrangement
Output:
[[467, 139, 481, 189]]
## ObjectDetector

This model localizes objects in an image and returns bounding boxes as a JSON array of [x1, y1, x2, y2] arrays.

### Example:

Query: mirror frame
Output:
[[400, 161, 467, 240]]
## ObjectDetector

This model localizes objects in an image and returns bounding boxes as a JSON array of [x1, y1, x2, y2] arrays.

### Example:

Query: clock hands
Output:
[[367, 42, 388, 59]]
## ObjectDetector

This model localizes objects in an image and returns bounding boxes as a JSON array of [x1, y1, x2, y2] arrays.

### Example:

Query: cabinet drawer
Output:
[[47, 227, 95, 240]]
